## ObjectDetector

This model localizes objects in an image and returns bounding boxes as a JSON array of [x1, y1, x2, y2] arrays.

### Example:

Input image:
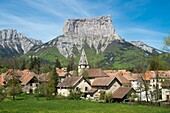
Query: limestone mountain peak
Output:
[[54, 16, 123, 57]]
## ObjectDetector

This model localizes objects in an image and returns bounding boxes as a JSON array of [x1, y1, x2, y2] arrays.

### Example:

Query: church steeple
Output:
[[79, 49, 88, 66], [78, 49, 89, 75]]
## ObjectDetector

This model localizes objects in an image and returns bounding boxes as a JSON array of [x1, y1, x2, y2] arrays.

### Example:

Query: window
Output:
[[30, 83, 32, 86], [76, 87, 79, 91], [85, 87, 88, 91]]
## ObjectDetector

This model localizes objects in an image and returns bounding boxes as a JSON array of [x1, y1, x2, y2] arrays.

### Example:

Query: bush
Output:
[[104, 92, 113, 103], [68, 88, 83, 100], [0, 85, 6, 101]]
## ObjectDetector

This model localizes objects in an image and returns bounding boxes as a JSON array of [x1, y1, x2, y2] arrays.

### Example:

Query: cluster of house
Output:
[[0, 49, 170, 102]]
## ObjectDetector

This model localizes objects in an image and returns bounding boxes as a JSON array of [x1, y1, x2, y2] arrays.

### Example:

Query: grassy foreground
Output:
[[0, 99, 170, 113]]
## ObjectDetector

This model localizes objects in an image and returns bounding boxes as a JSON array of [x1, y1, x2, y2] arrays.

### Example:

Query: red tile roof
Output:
[[114, 74, 130, 84], [87, 68, 108, 78], [2, 69, 23, 82], [56, 68, 67, 77], [144, 70, 170, 80], [57, 76, 83, 87], [38, 73, 50, 82], [112, 87, 133, 99], [0, 76, 4, 85], [20, 72, 36, 85], [88, 88, 98, 94], [92, 76, 116, 86], [104, 70, 130, 84], [22, 69, 31, 75], [123, 74, 136, 81]]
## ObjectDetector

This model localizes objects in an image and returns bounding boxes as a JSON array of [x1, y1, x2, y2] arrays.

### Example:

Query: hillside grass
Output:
[[0, 97, 170, 113]]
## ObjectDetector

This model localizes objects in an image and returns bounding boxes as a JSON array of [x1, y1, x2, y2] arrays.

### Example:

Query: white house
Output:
[[87, 76, 122, 99], [57, 76, 91, 97]]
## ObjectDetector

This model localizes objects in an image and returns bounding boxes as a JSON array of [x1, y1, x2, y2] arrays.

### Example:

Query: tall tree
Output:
[[163, 34, 170, 52], [0, 85, 6, 101], [46, 68, 59, 99], [20, 58, 26, 70], [6, 70, 22, 100], [149, 55, 161, 101], [55, 59, 61, 69], [67, 56, 75, 72]]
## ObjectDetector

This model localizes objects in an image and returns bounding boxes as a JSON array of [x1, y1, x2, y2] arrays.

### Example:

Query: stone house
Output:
[[87, 76, 122, 99], [20, 72, 38, 94], [104, 70, 131, 87], [86, 68, 108, 84], [112, 87, 135, 102], [56, 68, 72, 82], [57, 76, 91, 97]]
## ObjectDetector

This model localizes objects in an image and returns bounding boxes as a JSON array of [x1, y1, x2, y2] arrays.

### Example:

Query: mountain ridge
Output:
[[0, 16, 166, 69], [0, 29, 43, 58]]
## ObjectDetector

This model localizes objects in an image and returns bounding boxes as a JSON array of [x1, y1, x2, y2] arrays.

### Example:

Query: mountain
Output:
[[130, 41, 163, 54], [25, 16, 158, 69], [0, 29, 43, 58]]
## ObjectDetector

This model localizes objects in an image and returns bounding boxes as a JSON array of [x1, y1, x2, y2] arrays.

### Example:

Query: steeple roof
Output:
[[79, 49, 88, 66]]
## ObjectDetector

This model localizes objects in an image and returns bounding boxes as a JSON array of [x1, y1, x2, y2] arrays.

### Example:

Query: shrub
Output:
[[68, 88, 83, 100], [104, 92, 113, 103]]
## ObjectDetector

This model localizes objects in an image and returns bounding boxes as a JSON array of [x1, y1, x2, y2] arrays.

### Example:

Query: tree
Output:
[[67, 56, 75, 72], [0, 85, 6, 101], [20, 59, 26, 70], [149, 55, 162, 101], [41, 65, 52, 73], [68, 88, 82, 100], [29, 56, 41, 73], [82, 70, 89, 78], [29, 56, 41, 100], [104, 92, 113, 103], [163, 34, 170, 52], [136, 58, 149, 102], [46, 68, 59, 99], [55, 59, 61, 69], [6, 70, 22, 100]]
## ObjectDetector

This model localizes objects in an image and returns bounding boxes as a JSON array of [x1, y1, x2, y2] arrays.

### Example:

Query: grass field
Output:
[[0, 98, 170, 113]]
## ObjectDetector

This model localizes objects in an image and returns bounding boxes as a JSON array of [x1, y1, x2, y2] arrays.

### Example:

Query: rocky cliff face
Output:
[[0, 29, 43, 57], [27, 16, 166, 69], [130, 41, 163, 54], [55, 16, 123, 57]]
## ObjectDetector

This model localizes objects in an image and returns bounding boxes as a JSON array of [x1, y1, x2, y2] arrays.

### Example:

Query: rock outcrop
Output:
[[0, 29, 43, 57], [55, 16, 123, 57], [130, 41, 163, 54]]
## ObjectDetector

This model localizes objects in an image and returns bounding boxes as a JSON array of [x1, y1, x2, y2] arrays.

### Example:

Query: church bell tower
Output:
[[78, 49, 89, 75]]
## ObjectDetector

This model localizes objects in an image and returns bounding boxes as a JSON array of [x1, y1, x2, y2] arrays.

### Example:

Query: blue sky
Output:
[[0, 0, 170, 50]]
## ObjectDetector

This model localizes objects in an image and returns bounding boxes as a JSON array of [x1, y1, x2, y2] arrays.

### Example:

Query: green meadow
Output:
[[0, 99, 170, 113]]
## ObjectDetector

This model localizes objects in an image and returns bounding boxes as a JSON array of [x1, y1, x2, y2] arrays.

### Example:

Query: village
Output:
[[0, 49, 170, 103]]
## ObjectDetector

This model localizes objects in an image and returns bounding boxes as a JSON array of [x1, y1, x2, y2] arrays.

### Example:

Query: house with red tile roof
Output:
[[112, 87, 135, 102], [0, 69, 23, 84], [104, 70, 131, 87], [123, 74, 138, 91], [85, 68, 108, 84], [20, 71, 38, 94], [57, 76, 91, 96], [144, 70, 170, 101], [56, 68, 72, 82], [88, 76, 122, 99]]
